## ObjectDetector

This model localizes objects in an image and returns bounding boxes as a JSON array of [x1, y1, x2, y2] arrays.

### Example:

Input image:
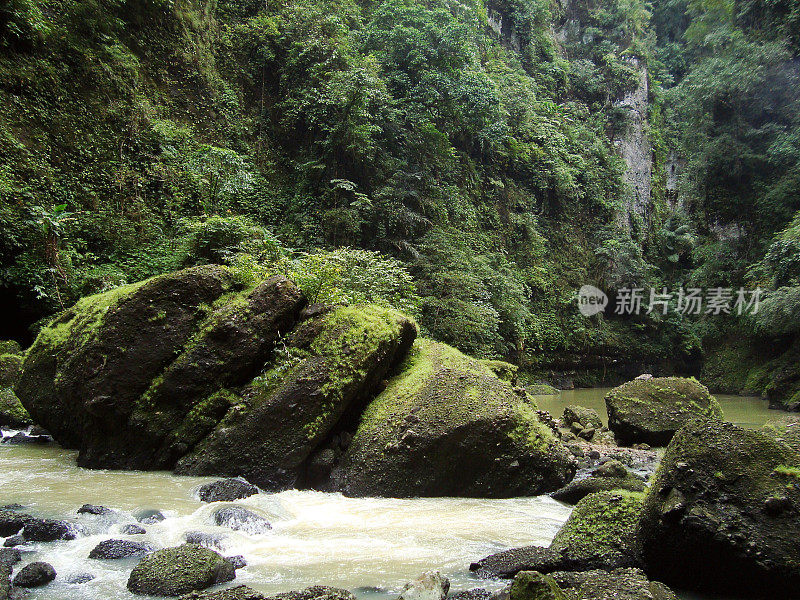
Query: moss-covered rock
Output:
[[638, 418, 800, 596], [551, 461, 646, 504], [509, 572, 570, 600], [0, 388, 32, 428], [0, 341, 22, 356], [550, 568, 677, 600], [562, 405, 602, 430], [762, 415, 800, 452], [550, 491, 643, 570], [0, 354, 22, 388], [127, 544, 235, 596], [329, 339, 576, 498], [605, 377, 722, 446], [15, 266, 307, 470], [175, 304, 417, 489]]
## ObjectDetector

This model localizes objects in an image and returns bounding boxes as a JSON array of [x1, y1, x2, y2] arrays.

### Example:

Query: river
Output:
[[0, 389, 779, 600]]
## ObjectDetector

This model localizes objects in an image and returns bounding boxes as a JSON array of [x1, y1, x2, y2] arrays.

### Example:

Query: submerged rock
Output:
[[66, 572, 96, 584], [89, 539, 152, 559], [198, 478, 259, 503], [135, 509, 165, 524], [122, 524, 147, 535], [330, 339, 575, 497], [605, 377, 722, 446], [184, 531, 225, 549], [638, 418, 800, 596], [127, 544, 235, 596], [398, 571, 449, 600], [78, 504, 115, 516], [212, 506, 271, 534], [13, 562, 56, 588]]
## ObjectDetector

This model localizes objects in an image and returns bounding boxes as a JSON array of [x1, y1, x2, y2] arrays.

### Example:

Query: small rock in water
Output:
[[226, 555, 247, 570], [78, 504, 114, 516], [121, 523, 147, 535], [22, 518, 77, 542], [398, 571, 450, 600], [185, 531, 225, 549], [198, 478, 259, 503], [66, 572, 96, 584], [0, 505, 24, 512], [0, 548, 21, 567], [449, 590, 491, 600], [3, 535, 25, 548], [276, 586, 356, 600], [213, 506, 271, 534], [181, 585, 267, 599], [127, 544, 236, 596], [13, 561, 56, 588], [135, 509, 165, 524], [89, 539, 153, 559]]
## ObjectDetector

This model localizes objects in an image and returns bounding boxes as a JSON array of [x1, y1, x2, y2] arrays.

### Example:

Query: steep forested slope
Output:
[[1, 0, 799, 395]]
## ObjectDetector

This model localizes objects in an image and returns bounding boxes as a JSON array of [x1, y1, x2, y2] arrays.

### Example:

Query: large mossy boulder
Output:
[[0, 354, 22, 389], [605, 377, 722, 446], [550, 491, 643, 570], [329, 339, 575, 498], [638, 418, 800, 596], [15, 266, 305, 469], [127, 544, 235, 596], [175, 305, 417, 489]]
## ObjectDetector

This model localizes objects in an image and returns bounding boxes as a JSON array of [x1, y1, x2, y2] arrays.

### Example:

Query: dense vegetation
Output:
[[1, 0, 798, 391]]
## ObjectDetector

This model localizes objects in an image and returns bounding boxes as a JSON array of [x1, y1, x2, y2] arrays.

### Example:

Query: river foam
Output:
[[0, 441, 572, 599]]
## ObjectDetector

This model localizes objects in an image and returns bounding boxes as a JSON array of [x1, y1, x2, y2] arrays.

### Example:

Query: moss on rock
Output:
[[0, 341, 22, 356], [550, 491, 643, 570], [510, 571, 570, 600], [0, 354, 22, 389], [175, 304, 417, 489], [605, 377, 722, 446], [0, 388, 32, 428], [127, 544, 235, 596], [638, 418, 800, 596], [329, 339, 575, 497]]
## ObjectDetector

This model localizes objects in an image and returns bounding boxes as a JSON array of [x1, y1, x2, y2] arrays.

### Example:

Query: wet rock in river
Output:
[[184, 531, 225, 549], [89, 539, 153, 559], [398, 571, 449, 600], [78, 504, 115, 516], [226, 555, 247, 570], [212, 506, 271, 534], [0, 549, 20, 567], [274, 586, 357, 600], [2, 535, 24, 548], [469, 546, 566, 579], [127, 544, 235, 596], [13, 561, 56, 588], [121, 524, 147, 535], [198, 478, 259, 503], [66, 572, 96, 584], [180, 585, 266, 599], [550, 460, 646, 505], [22, 518, 77, 542], [135, 509, 166, 524]]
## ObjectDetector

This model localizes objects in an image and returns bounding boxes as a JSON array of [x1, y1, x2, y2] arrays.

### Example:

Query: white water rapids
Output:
[[0, 440, 572, 600]]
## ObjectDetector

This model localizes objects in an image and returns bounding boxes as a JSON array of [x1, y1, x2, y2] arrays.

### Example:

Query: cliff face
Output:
[[614, 62, 652, 230]]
